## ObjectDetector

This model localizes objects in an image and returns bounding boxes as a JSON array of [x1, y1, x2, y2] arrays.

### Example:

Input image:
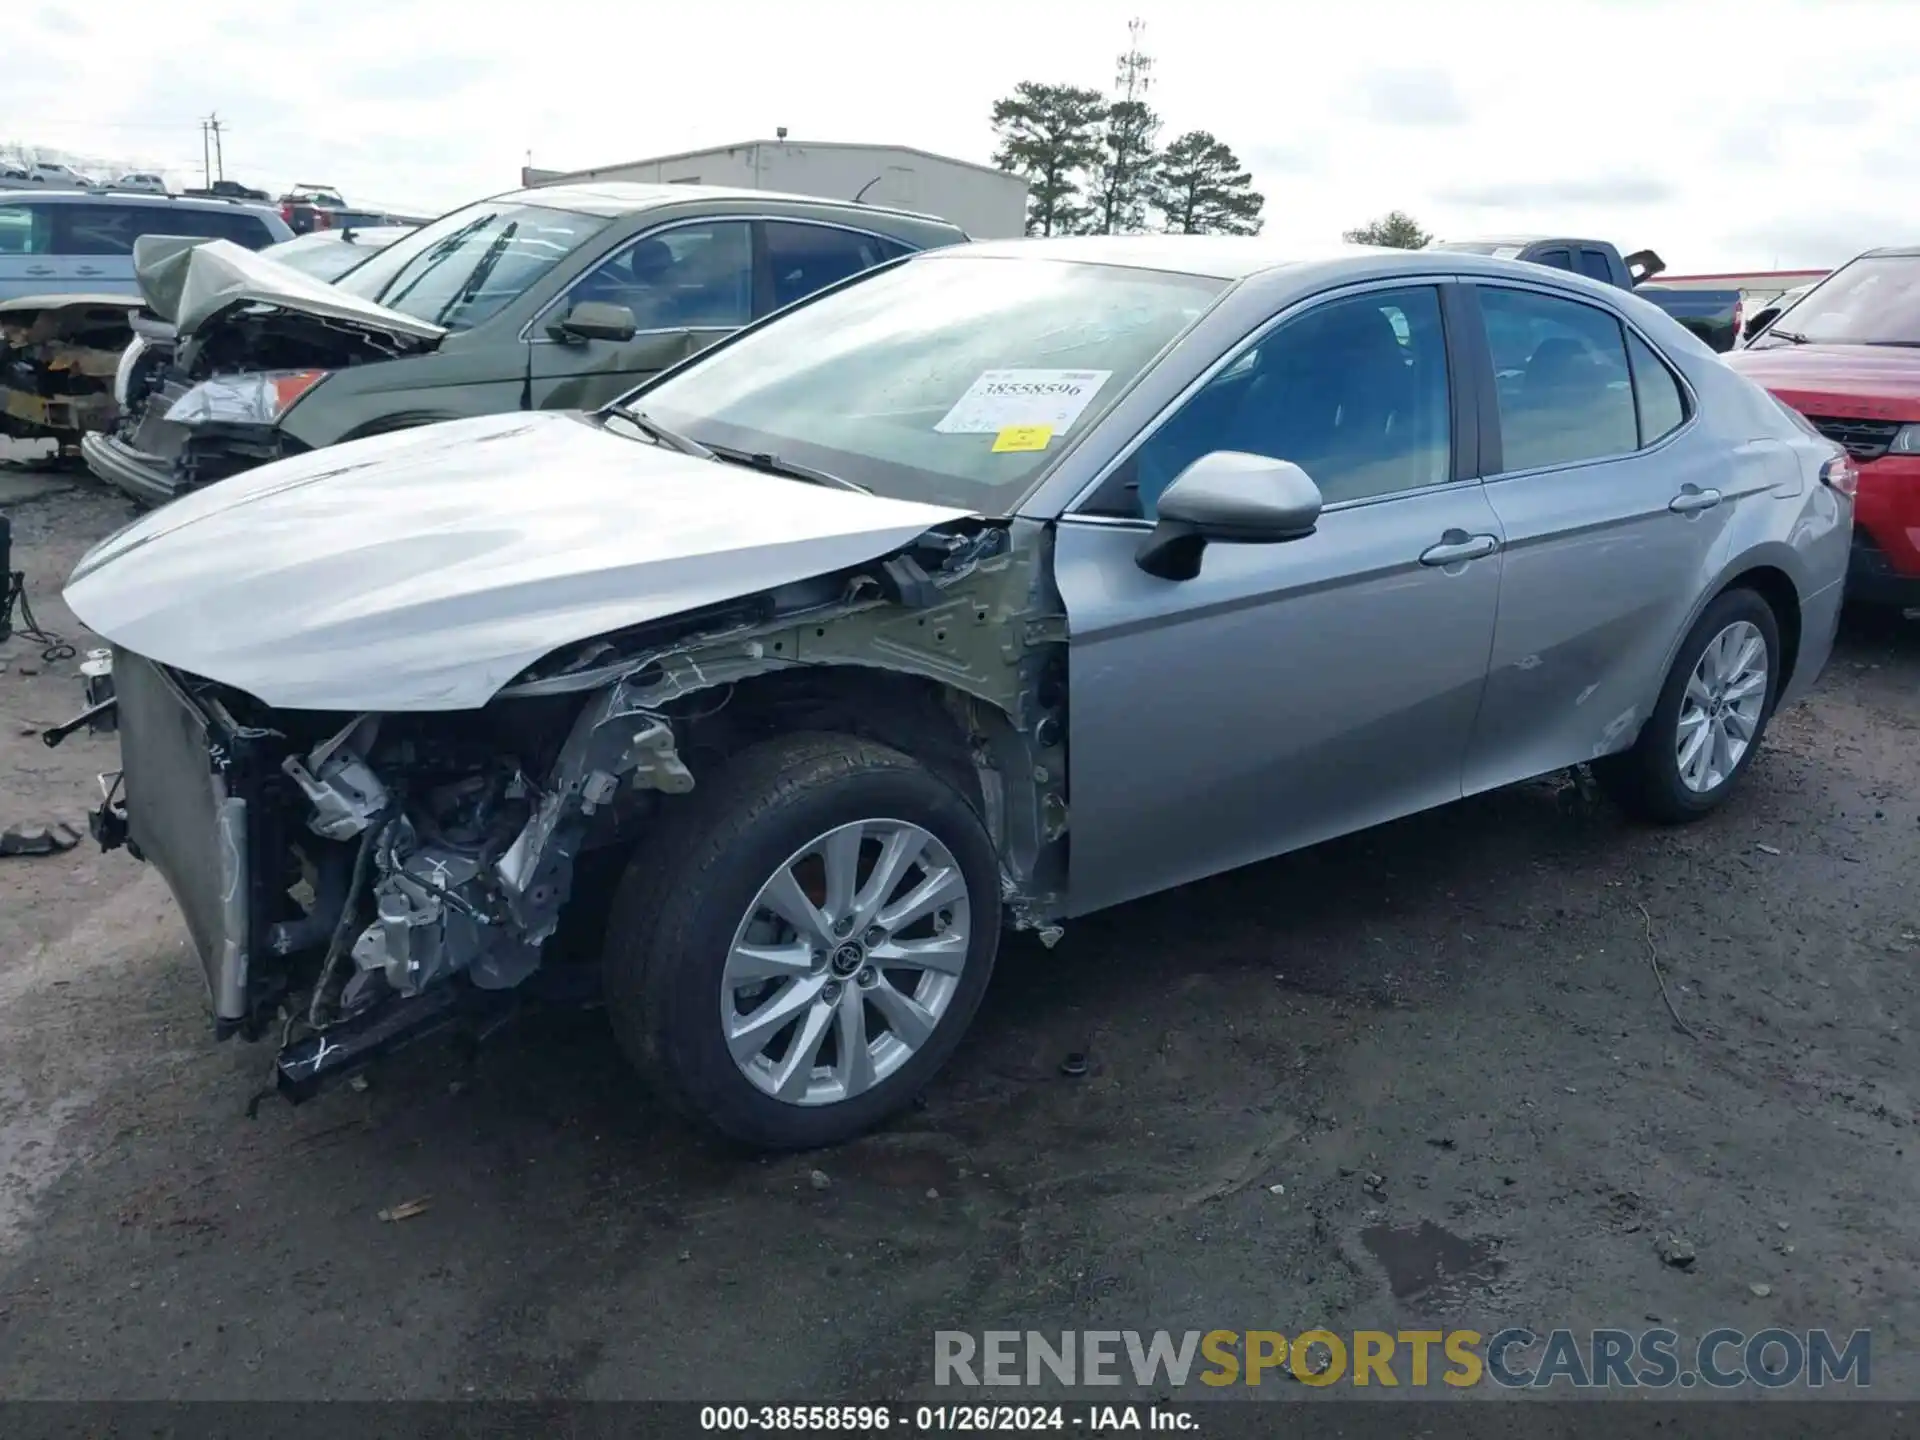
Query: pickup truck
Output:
[[1429, 235, 1745, 352], [277, 182, 350, 235]]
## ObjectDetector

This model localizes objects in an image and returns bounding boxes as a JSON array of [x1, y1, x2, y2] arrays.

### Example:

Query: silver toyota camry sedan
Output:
[[61, 236, 1854, 1149]]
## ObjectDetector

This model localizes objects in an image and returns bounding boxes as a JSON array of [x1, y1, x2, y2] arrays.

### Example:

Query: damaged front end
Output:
[[0, 295, 136, 445], [80, 519, 1068, 1101], [83, 236, 442, 506]]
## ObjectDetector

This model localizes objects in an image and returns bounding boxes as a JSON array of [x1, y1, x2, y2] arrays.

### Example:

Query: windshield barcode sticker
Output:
[[935, 369, 1113, 436]]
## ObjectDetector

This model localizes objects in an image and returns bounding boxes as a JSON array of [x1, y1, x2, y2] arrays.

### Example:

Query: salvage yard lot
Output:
[[1, 437, 1917, 1400]]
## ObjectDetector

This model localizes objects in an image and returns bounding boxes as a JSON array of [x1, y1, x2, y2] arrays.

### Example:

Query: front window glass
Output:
[[633, 256, 1225, 513], [335, 201, 609, 331], [0, 203, 49, 255], [1096, 286, 1452, 518], [567, 222, 752, 329], [1749, 255, 1920, 346]]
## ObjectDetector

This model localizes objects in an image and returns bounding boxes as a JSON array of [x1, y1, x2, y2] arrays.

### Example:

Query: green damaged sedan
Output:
[[83, 182, 967, 505]]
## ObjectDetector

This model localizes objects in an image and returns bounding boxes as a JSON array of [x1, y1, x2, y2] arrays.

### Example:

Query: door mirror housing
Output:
[[552, 301, 638, 344], [1742, 305, 1781, 343], [1135, 451, 1324, 581]]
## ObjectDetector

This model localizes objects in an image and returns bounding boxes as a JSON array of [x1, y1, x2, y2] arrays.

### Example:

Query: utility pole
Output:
[[210, 113, 224, 182], [1117, 17, 1152, 105], [200, 117, 210, 190]]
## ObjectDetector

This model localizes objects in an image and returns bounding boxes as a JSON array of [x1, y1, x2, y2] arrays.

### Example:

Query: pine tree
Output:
[[990, 82, 1106, 237], [1343, 211, 1432, 249], [1154, 131, 1264, 235]]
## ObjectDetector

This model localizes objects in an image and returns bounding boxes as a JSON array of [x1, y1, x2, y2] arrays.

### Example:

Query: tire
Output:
[[1595, 587, 1782, 824], [602, 732, 1002, 1150]]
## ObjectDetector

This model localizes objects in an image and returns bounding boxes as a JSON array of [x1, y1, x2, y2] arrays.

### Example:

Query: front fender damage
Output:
[[265, 517, 1067, 1098]]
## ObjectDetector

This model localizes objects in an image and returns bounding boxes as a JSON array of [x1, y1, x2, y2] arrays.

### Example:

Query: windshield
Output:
[[1751, 255, 1920, 346], [334, 200, 609, 331], [631, 255, 1226, 512]]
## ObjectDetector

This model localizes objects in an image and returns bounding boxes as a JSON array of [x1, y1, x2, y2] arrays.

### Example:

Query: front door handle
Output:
[[25, 265, 53, 276], [1669, 486, 1723, 514], [1419, 531, 1500, 566], [75, 265, 103, 276]]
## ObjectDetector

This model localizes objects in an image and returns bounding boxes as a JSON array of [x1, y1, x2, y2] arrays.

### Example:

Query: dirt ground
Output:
[[1, 437, 1916, 1402]]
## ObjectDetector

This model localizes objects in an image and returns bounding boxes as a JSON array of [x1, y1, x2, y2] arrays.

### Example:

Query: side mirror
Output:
[[1742, 305, 1780, 343], [1135, 451, 1323, 581], [551, 301, 637, 344]]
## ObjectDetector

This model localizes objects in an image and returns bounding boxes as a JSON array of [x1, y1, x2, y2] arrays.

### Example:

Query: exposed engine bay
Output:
[[0, 296, 135, 442], [73, 519, 1069, 1100]]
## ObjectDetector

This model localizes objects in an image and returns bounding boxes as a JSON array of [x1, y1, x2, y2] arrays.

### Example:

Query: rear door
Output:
[[1055, 281, 1506, 915], [0, 198, 58, 300], [1576, 247, 1621, 286], [1459, 281, 1744, 792], [528, 218, 755, 411], [756, 220, 911, 318]]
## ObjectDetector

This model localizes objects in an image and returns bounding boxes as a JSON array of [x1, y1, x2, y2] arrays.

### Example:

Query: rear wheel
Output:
[[603, 733, 1001, 1149], [1596, 587, 1781, 823]]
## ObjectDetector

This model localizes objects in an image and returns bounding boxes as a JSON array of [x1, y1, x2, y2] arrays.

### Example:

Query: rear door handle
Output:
[[25, 265, 53, 276], [1669, 486, 1723, 514], [75, 265, 103, 276], [1419, 531, 1500, 566]]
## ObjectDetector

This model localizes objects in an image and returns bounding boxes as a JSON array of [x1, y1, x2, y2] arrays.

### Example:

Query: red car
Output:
[[1727, 247, 1920, 608]]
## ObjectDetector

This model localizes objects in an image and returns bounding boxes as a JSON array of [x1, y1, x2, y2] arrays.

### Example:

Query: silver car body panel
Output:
[[131, 233, 445, 343], [64, 410, 971, 712], [70, 239, 1850, 938], [995, 244, 1849, 916]]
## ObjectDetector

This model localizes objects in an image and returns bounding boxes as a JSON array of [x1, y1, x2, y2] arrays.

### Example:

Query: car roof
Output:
[[0, 187, 278, 216], [1860, 246, 1920, 259], [490, 179, 955, 228], [916, 233, 1421, 280]]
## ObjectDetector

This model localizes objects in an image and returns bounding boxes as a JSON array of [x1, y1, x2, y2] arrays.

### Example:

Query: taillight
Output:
[[1731, 298, 1744, 343], [281, 203, 295, 223], [1821, 454, 1859, 497]]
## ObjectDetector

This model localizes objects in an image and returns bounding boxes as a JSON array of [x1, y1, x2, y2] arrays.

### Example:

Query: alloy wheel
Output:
[[1675, 619, 1769, 794], [720, 818, 972, 1106]]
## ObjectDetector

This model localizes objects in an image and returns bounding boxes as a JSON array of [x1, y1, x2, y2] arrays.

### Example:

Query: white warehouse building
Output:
[[520, 139, 1028, 240]]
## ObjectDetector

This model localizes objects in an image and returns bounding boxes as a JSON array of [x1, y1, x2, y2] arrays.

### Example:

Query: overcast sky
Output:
[[5, 0, 1910, 272]]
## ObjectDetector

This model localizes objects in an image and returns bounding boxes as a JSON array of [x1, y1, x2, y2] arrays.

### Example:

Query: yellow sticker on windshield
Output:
[[992, 425, 1053, 453]]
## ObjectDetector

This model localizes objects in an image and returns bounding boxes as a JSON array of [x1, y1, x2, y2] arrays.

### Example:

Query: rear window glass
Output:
[[49, 203, 276, 255]]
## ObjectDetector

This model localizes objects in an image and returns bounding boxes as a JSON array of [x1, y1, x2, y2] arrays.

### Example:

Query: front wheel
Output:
[[603, 733, 1002, 1149], [1596, 587, 1782, 823]]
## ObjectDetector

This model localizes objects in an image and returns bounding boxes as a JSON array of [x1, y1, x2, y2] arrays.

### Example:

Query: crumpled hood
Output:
[[133, 233, 445, 344], [1725, 344, 1920, 421], [65, 411, 972, 712]]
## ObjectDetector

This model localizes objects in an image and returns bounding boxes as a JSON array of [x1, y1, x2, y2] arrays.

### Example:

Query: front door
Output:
[[528, 220, 755, 411], [1056, 283, 1505, 916], [1458, 281, 1757, 793]]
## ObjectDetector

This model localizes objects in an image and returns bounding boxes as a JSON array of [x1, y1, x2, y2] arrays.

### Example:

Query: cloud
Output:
[[1349, 69, 1469, 126], [1244, 143, 1316, 174], [1436, 176, 1676, 208], [1718, 211, 1908, 270]]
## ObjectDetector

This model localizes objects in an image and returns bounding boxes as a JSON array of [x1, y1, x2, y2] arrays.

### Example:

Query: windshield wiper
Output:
[[706, 443, 871, 494], [434, 220, 517, 326], [602, 403, 715, 459], [1761, 328, 1810, 345]]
